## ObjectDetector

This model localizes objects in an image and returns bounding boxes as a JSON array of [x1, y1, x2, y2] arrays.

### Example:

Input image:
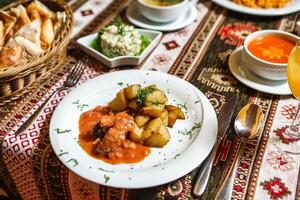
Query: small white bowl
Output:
[[76, 29, 162, 68], [241, 30, 300, 81], [137, 0, 189, 23]]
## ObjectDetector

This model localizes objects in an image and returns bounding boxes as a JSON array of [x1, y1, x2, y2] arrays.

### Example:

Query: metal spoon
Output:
[[215, 103, 263, 200]]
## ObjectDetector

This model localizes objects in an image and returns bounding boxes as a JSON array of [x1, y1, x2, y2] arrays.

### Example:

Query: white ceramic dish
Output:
[[137, 0, 189, 23], [229, 47, 292, 95], [241, 30, 300, 81], [212, 0, 300, 16], [49, 70, 218, 188], [126, 2, 197, 32], [76, 29, 162, 68]]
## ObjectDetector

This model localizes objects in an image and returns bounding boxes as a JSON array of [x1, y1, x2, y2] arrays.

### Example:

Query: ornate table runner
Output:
[[0, 0, 299, 199]]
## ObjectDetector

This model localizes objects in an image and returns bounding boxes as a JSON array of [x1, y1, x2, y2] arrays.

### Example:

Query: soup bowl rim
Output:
[[243, 29, 300, 67], [137, 0, 188, 10]]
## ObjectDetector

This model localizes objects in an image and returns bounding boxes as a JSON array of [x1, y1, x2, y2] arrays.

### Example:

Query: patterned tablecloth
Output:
[[0, 0, 300, 199]]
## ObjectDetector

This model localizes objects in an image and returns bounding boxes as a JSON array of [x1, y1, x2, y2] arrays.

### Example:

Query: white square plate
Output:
[[76, 29, 162, 68]]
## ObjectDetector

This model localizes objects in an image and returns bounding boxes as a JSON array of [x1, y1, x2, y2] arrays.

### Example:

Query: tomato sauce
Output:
[[248, 35, 295, 64], [78, 106, 150, 164]]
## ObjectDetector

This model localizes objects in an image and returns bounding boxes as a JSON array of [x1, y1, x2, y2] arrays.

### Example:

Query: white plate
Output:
[[50, 70, 217, 188], [229, 47, 292, 95], [212, 0, 300, 16], [126, 2, 197, 32], [76, 29, 162, 68]]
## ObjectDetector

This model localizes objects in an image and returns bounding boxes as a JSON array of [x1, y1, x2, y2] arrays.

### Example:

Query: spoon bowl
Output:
[[234, 103, 263, 142]]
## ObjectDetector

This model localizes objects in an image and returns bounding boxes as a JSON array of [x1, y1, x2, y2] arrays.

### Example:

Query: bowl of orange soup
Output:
[[242, 30, 300, 80]]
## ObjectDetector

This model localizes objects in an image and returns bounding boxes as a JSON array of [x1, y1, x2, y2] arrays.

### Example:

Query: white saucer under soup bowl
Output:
[[126, 2, 197, 32], [241, 30, 300, 81], [137, 0, 189, 23], [229, 46, 291, 95]]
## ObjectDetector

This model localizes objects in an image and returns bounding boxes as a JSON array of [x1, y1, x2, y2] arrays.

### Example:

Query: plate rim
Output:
[[212, 0, 300, 16], [229, 46, 292, 95], [49, 69, 218, 188]]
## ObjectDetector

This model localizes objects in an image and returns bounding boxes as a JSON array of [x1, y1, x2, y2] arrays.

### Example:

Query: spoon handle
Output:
[[215, 141, 247, 200]]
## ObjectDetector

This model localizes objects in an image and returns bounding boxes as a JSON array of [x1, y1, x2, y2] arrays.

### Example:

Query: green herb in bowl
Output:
[[140, 35, 151, 55]]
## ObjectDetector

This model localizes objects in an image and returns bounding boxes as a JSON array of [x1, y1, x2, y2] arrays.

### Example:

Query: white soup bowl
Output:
[[241, 30, 300, 81], [137, 0, 189, 23]]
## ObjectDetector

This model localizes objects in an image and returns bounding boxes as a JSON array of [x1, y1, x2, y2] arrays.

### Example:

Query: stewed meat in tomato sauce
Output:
[[79, 106, 150, 164]]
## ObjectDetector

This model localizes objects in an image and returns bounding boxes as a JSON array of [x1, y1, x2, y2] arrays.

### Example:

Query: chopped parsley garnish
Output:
[[72, 100, 88, 111], [177, 102, 188, 111], [98, 168, 115, 173], [117, 82, 123, 86], [174, 154, 180, 159], [151, 100, 160, 105], [58, 151, 68, 157], [55, 128, 71, 134], [136, 85, 156, 104], [67, 158, 79, 167], [104, 175, 110, 183], [178, 122, 202, 139]]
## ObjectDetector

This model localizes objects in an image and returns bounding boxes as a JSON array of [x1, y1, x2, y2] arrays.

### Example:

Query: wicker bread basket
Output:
[[0, 0, 73, 103]]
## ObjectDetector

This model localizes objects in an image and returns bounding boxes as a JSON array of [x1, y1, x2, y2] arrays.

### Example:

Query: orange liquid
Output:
[[248, 35, 295, 63], [79, 134, 150, 164], [287, 42, 300, 99], [79, 107, 150, 164]]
